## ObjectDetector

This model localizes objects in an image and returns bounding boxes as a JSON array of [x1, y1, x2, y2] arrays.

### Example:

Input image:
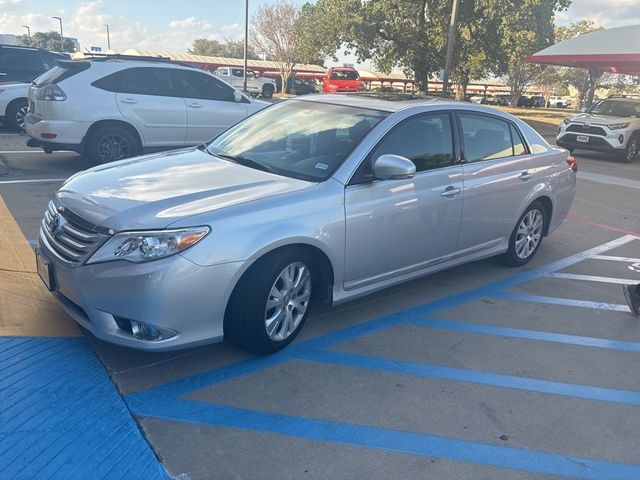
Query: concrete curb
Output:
[[0, 153, 8, 176]]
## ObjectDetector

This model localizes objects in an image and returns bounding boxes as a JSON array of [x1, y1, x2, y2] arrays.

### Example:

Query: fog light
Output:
[[130, 320, 177, 341], [619, 135, 624, 144]]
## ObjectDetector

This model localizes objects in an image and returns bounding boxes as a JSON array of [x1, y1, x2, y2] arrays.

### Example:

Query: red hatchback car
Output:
[[323, 67, 364, 93]]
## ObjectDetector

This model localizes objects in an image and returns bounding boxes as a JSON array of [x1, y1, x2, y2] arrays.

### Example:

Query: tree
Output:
[[189, 38, 259, 60], [251, 1, 302, 93], [554, 20, 603, 109], [16, 31, 76, 53]]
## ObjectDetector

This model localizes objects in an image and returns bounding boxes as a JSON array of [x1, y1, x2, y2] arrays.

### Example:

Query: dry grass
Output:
[[495, 106, 574, 139]]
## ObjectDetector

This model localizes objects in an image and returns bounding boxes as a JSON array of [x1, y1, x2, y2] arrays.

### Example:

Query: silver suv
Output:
[[36, 95, 576, 354], [557, 96, 640, 163]]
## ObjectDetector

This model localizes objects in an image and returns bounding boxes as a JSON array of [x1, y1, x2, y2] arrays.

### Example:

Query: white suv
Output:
[[548, 96, 571, 108], [24, 57, 267, 162], [557, 96, 640, 163]]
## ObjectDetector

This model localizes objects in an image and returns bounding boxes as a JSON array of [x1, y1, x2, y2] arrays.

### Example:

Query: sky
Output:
[[1, 0, 639, 67]]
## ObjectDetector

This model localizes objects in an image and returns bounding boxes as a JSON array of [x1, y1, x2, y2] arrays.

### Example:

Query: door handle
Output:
[[119, 98, 137, 104], [519, 171, 532, 181], [188, 102, 202, 108], [441, 186, 462, 198]]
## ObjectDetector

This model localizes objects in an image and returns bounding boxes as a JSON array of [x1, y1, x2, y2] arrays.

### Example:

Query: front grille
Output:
[[566, 124, 607, 136], [40, 201, 109, 266]]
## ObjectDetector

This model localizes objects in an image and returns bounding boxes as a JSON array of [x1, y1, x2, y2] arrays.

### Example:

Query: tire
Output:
[[86, 124, 139, 163], [618, 135, 639, 163], [225, 248, 315, 354], [5, 99, 28, 132], [261, 84, 275, 99], [502, 201, 547, 267]]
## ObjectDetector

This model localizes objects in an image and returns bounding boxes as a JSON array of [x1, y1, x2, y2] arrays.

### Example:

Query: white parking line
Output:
[[578, 171, 640, 190], [0, 178, 66, 184], [548, 272, 637, 285], [592, 255, 640, 263], [0, 150, 72, 154]]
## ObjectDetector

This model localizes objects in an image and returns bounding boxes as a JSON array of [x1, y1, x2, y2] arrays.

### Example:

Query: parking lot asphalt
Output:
[[1, 123, 640, 479]]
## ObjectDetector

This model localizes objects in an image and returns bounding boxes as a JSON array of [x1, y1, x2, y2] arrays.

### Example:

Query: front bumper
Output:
[[38, 234, 243, 351], [556, 133, 622, 153]]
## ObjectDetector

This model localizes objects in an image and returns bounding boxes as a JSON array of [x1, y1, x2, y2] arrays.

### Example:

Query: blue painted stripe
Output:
[[28, 238, 36, 246], [406, 317, 640, 352], [493, 291, 629, 312], [299, 350, 640, 406], [133, 399, 640, 480]]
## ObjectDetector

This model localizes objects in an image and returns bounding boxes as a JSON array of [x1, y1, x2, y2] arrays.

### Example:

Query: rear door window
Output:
[[173, 70, 236, 102], [93, 67, 178, 97], [459, 113, 520, 162]]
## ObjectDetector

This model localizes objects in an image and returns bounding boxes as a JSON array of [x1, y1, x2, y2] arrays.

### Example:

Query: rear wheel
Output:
[[502, 201, 547, 267], [5, 99, 28, 131], [86, 125, 139, 163], [619, 135, 639, 163], [225, 249, 314, 354]]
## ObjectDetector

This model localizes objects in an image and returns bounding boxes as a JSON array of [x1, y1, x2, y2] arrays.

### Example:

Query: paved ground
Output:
[[1, 122, 640, 479]]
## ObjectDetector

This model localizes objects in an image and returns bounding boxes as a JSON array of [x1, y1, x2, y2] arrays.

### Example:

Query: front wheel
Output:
[[225, 249, 314, 354], [619, 135, 639, 163], [261, 84, 275, 99], [502, 201, 547, 267], [5, 99, 28, 131]]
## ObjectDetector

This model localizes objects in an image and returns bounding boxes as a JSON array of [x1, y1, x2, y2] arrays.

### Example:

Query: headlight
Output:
[[563, 117, 572, 125], [608, 123, 630, 130], [87, 226, 210, 264]]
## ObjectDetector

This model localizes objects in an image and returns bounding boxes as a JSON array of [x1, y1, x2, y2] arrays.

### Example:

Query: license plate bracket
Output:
[[36, 249, 55, 292], [576, 135, 589, 143]]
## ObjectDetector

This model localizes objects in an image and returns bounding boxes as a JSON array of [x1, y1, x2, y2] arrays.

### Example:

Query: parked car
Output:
[[36, 95, 576, 354], [517, 96, 534, 108], [323, 67, 364, 93], [548, 96, 571, 108], [486, 94, 510, 106], [528, 95, 545, 108], [469, 95, 487, 104], [213, 66, 277, 98], [557, 96, 640, 162], [274, 74, 318, 95], [0, 45, 65, 131], [24, 56, 267, 163]]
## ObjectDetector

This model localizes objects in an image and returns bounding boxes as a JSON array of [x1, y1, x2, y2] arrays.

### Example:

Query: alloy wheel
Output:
[[16, 105, 28, 130], [515, 209, 544, 259], [97, 134, 132, 162], [627, 138, 639, 162], [264, 262, 311, 342]]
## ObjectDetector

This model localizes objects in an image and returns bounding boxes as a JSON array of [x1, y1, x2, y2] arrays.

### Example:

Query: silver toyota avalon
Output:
[[36, 94, 576, 353]]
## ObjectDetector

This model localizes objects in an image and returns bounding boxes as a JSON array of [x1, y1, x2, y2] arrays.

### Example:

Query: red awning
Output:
[[526, 25, 640, 74]]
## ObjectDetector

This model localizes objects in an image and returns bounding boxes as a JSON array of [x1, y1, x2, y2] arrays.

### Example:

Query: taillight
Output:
[[35, 84, 67, 101], [567, 155, 577, 173]]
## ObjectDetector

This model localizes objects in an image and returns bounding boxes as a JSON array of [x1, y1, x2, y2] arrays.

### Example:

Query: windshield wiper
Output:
[[214, 153, 280, 175]]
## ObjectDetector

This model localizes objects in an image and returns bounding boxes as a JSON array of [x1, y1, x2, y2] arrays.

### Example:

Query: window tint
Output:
[[231, 68, 244, 77], [175, 70, 236, 101], [369, 113, 454, 173], [331, 70, 359, 80], [460, 113, 514, 162], [93, 68, 177, 97], [0, 49, 41, 72], [510, 124, 527, 155]]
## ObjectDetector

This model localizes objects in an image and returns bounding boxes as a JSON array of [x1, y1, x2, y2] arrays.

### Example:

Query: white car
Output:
[[557, 96, 640, 163], [24, 57, 267, 163], [0, 82, 29, 130], [548, 96, 571, 108], [214, 67, 277, 98]]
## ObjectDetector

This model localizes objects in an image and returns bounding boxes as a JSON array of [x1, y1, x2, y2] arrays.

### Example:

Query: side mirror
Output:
[[373, 154, 416, 180], [234, 91, 243, 103]]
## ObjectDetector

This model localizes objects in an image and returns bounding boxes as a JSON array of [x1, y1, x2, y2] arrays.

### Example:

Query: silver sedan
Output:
[[36, 95, 576, 353]]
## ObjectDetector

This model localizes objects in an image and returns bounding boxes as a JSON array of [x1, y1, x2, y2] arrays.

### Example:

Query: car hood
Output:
[[568, 112, 630, 125], [57, 147, 313, 230], [0, 82, 29, 93]]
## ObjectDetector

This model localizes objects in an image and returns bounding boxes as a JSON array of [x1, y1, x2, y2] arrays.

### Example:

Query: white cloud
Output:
[[557, 0, 640, 27], [0, 1, 244, 53]]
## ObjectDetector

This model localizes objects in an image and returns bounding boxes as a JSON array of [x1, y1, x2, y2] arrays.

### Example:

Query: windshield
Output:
[[589, 100, 640, 117], [206, 101, 387, 181], [331, 70, 359, 81]]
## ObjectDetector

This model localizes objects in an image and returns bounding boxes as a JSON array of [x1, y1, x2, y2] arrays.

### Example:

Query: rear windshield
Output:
[[331, 70, 359, 81], [590, 100, 640, 118], [33, 62, 89, 86]]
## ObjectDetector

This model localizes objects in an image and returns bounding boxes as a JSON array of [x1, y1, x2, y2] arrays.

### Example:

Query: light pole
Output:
[[441, 0, 459, 98], [105, 24, 111, 50], [51, 16, 64, 52], [243, 0, 249, 93], [21, 25, 31, 43]]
